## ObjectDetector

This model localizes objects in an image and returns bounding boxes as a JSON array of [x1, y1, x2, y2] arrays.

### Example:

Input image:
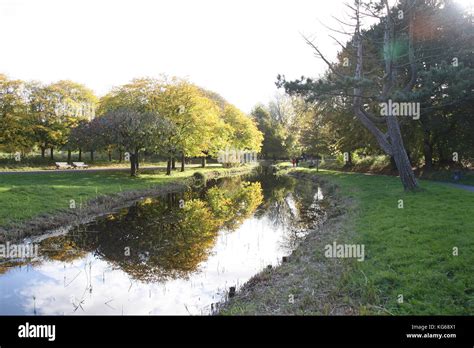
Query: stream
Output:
[[0, 167, 327, 315]]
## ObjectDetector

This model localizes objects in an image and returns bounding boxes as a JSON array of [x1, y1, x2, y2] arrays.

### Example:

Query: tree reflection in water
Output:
[[34, 169, 326, 283], [37, 180, 264, 282], [237, 167, 328, 251]]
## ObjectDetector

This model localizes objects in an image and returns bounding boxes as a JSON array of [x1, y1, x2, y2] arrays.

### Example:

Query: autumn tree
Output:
[[99, 77, 262, 174], [221, 104, 263, 153], [0, 75, 35, 154], [151, 79, 226, 172], [29, 80, 97, 160]]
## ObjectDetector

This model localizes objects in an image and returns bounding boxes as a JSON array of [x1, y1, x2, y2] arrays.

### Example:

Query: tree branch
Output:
[[353, 0, 393, 155], [302, 35, 346, 79]]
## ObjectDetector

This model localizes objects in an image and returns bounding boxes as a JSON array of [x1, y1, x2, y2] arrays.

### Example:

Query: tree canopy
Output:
[[0, 74, 262, 176]]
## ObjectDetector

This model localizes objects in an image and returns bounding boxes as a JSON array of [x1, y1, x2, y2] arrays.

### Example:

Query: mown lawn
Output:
[[417, 168, 474, 186], [0, 165, 225, 227], [297, 168, 474, 314]]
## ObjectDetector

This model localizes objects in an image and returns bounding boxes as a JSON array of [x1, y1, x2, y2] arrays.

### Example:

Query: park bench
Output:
[[55, 162, 72, 169], [72, 162, 89, 169]]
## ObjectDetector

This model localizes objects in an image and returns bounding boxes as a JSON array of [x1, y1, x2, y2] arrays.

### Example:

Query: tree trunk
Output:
[[90, 150, 94, 162], [172, 157, 176, 170], [135, 148, 139, 171], [350, 3, 419, 191], [390, 156, 397, 171], [201, 157, 206, 168], [181, 153, 185, 172], [108, 150, 112, 162], [437, 144, 451, 166], [406, 151, 413, 167], [50, 148, 54, 160], [386, 116, 418, 191], [41, 147, 46, 159], [130, 153, 137, 176], [423, 130, 433, 169], [67, 150, 71, 164], [78, 149, 82, 162], [166, 156, 172, 175], [119, 150, 123, 163]]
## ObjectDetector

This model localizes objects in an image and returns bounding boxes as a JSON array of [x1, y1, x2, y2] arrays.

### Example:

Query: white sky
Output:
[[0, 0, 470, 112]]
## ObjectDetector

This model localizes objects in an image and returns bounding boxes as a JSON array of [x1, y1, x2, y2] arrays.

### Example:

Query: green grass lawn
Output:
[[0, 160, 181, 172], [0, 165, 225, 227], [277, 160, 474, 186], [292, 167, 474, 314], [418, 168, 474, 186]]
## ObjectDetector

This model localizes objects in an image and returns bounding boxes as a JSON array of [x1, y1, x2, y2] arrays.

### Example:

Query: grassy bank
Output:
[[297, 157, 474, 186], [0, 165, 255, 241], [221, 167, 474, 315]]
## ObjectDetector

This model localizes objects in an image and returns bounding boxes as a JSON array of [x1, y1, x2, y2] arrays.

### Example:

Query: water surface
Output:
[[0, 168, 326, 315]]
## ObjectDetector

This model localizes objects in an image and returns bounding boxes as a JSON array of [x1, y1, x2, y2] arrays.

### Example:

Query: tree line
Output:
[[0, 75, 263, 175]]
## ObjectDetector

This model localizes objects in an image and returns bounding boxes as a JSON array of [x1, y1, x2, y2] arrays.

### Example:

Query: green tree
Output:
[[100, 108, 173, 176], [279, 0, 436, 190]]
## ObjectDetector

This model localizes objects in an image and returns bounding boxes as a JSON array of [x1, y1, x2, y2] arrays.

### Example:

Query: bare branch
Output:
[[317, 18, 354, 36], [302, 34, 346, 79], [331, 15, 358, 27], [329, 35, 350, 52]]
